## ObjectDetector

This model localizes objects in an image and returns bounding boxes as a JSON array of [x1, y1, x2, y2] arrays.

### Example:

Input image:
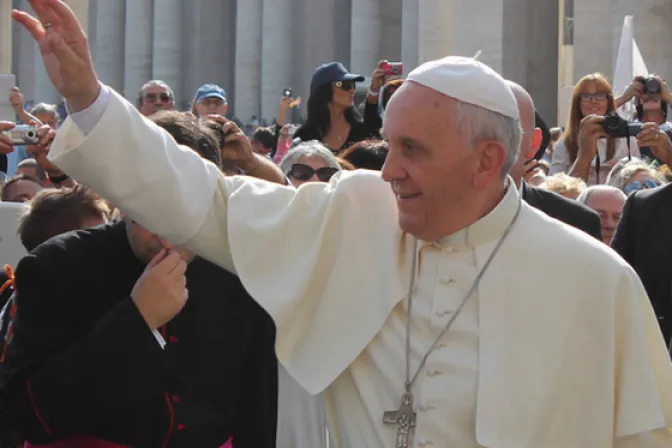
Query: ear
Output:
[[473, 140, 507, 189], [527, 128, 543, 159]]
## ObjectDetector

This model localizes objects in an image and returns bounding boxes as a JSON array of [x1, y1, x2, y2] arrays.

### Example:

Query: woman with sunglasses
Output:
[[279, 140, 342, 187], [293, 62, 386, 153]]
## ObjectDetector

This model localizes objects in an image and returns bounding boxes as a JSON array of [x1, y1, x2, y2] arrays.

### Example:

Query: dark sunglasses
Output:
[[145, 92, 172, 103], [288, 163, 338, 182], [335, 80, 356, 91]]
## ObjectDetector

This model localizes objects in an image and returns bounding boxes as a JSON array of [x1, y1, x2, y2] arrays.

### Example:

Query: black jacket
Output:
[[0, 222, 277, 447], [521, 183, 603, 240], [612, 183, 672, 345]]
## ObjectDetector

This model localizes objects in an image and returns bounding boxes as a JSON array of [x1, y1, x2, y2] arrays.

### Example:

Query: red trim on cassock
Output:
[[161, 392, 175, 448], [26, 379, 54, 437]]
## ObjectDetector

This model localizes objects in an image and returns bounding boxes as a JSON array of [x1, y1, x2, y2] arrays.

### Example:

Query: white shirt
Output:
[[550, 137, 640, 185], [52, 87, 672, 447]]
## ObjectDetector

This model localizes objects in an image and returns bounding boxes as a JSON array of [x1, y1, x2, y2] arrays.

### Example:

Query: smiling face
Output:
[[381, 82, 507, 241], [578, 81, 609, 117]]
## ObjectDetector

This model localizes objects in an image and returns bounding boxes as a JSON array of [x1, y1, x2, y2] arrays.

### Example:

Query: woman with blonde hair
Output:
[[550, 73, 640, 184], [606, 159, 666, 194]]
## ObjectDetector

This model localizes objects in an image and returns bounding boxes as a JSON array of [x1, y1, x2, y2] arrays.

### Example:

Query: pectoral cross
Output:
[[383, 391, 417, 448]]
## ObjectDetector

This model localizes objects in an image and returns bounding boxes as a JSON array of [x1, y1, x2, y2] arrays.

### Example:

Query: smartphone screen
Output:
[[0, 74, 16, 122]]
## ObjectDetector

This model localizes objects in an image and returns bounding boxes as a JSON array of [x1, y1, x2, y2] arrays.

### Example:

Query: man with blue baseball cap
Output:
[[192, 84, 228, 118]]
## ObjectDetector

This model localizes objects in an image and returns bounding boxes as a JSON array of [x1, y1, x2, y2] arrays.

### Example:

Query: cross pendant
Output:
[[382, 391, 417, 448]]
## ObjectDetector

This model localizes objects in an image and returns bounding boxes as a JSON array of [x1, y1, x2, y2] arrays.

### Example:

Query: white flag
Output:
[[613, 15, 649, 120]]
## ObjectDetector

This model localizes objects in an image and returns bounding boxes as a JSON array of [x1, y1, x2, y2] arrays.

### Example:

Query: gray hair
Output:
[[577, 185, 626, 205], [137, 80, 174, 105], [29, 102, 60, 123], [606, 159, 665, 192], [452, 101, 522, 178], [279, 140, 342, 175]]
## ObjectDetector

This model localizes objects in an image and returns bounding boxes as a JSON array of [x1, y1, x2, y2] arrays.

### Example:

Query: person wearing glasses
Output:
[[550, 73, 641, 185], [279, 141, 341, 187], [293, 62, 385, 153], [607, 159, 666, 195], [136, 80, 175, 117]]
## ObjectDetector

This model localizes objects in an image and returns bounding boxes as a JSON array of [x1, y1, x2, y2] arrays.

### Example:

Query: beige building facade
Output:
[[4, 0, 672, 126]]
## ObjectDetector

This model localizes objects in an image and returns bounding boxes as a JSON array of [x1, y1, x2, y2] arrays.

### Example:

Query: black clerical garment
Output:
[[521, 182, 603, 240], [0, 221, 277, 448]]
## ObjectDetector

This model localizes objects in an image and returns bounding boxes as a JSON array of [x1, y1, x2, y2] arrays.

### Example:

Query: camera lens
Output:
[[645, 78, 661, 94]]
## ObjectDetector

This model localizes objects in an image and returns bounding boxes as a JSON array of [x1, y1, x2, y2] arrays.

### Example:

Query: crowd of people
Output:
[[0, 1, 671, 447]]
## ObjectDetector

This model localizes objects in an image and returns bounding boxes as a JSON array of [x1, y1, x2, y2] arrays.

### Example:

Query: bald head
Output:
[[506, 81, 541, 186], [507, 81, 535, 135]]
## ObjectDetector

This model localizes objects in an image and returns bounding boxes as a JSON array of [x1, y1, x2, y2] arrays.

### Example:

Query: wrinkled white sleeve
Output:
[[48, 87, 408, 394], [613, 269, 672, 447]]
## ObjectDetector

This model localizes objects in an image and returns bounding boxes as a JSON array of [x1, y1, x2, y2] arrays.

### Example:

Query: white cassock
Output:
[[50, 88, 672, 447]]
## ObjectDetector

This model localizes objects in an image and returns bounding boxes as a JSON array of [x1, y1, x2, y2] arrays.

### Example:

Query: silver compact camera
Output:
[[4, 125, 39, 145]]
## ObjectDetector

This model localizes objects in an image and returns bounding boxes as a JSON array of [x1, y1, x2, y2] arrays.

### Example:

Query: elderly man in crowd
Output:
[[577, 185, 627, 246], [13, 1, 672, 447]]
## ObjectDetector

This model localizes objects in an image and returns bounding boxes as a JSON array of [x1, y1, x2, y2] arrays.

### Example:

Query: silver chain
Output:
[[404, 194, 523, 392]]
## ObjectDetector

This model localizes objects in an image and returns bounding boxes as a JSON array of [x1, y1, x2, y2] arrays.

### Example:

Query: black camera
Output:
[[599, 112, 643, 138], [643, 76, 661, 94]]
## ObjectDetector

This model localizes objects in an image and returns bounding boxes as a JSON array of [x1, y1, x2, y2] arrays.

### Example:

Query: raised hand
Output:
[[0, 121, 15, 154], [131, 249, 189, 330], [207, 115, 258, 172], [12, 0, 99, 112]]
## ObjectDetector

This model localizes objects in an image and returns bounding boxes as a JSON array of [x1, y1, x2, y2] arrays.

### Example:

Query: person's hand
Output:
[[12, 0, 100, 112], [622, 77, 645, 102], [0, 121, 16, 155], [577, 115, 607, 161], [370, 60, 387, 93], [638, 122, 672, 166], [26, 124, 60, 172], [131, 249, 188, 330], [207, 114, 257, 172], [279, 95, 294, 111], [9, 87, 25, 112], [650, 74, 672, 104], [522, 159, 541, 183]]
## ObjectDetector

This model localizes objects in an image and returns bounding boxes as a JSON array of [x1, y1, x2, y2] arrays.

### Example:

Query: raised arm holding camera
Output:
[[550, 73, 640, 184]]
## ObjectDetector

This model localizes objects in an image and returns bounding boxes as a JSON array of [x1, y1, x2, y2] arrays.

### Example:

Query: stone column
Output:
[[260, 0, 294, 122], [152, 0, 183, 107], [0, 0, 12, 74], [184, 0, 235, 111], [350, 0, 382, 76], [15, 0, 36, 104], [124, 0, 154, 101], [417, 0, 453, 65], [234, 0, 262, 122], [380, 0, 403, 63], [502, 0, 559, 124], [401, 0, 419, 72], [92, 0, 125, 93]]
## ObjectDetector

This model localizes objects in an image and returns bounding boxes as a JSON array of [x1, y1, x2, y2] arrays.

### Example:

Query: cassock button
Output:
[[172, 394, 180, 403], [169, 336, 179, 343], [426, 367, 439, 377], [440, 275, 452, 284], [177, 424, 187, 431], [436, 310, 448, 317], [443, 246, 454, 254], [417, 437, 430, 446]]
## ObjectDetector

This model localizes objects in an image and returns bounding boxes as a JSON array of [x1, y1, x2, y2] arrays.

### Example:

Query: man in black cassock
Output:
[[0, 112, 283, 448]]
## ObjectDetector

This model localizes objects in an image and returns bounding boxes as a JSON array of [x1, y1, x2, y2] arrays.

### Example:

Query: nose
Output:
[[381, 149, 405, 183]]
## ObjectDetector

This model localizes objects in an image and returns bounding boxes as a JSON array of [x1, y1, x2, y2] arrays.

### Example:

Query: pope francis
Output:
[[13, 1, 672, 447]]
